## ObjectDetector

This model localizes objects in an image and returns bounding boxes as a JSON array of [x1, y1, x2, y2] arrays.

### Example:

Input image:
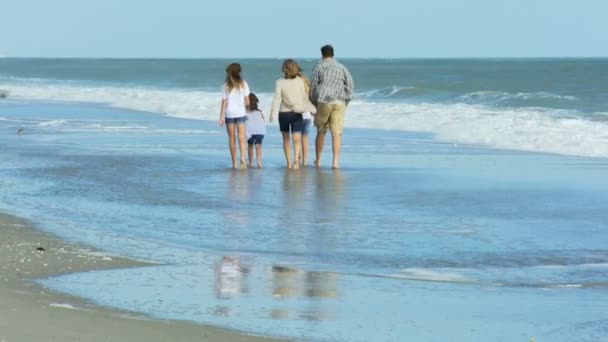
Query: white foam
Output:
[[357, 86, 416, 99], [96, 125, 149, 130], [347, 101, 608, 158], [37, 119, 67, 127], [394, 268, 471, 283], [2, 81, 608, 158], [552, 284, 583, 288], [1, 83, 222, 121], [459, 91, 577, 102], [49, 303, 79, 310], [578, 262, 608, 268], [62, 122, 222, 135]]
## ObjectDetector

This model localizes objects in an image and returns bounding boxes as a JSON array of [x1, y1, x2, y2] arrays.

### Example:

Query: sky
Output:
[[1, 0, 607, 58]]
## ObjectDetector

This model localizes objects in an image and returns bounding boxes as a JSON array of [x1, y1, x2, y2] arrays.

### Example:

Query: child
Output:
[[300, 111, 313, 166], [246, 93, 266, 168], [219, 63, 250, 169], [298, 66, 314, 166]]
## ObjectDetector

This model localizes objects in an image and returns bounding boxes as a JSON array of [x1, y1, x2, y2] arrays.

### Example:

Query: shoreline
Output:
[[0, 211, 289, 342], [3, 97, 607, 161]]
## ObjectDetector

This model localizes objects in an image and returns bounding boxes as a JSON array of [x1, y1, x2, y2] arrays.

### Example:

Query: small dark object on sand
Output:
[[18, 128, 24, 134], [36, 246, 46, 252]]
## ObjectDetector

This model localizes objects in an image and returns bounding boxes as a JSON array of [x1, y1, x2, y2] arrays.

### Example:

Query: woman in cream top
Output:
[[270, 59, 316, 169]]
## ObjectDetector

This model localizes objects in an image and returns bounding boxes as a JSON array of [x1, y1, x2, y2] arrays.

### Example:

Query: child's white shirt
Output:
[[246, 110, 266, 137]]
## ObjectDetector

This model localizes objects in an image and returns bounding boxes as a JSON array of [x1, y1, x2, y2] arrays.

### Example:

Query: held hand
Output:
[[269, 115, 274, 123]]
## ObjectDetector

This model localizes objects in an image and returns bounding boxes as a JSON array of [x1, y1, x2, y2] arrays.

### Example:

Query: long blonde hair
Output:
[[282, 59, 300, 79], [298, 69, 311, 94], [225, 63, 244, 93], [295, 65, 311, 95]]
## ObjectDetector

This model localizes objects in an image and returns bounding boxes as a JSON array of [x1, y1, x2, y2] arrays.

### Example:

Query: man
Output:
[[310, 44, 354, 169]]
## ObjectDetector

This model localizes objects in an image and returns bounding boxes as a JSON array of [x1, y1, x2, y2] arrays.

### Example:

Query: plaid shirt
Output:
[[310, 58, 354, 105]]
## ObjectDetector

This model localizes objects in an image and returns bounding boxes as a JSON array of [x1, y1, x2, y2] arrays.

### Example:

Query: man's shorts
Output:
[[314, 101, 346, 134]]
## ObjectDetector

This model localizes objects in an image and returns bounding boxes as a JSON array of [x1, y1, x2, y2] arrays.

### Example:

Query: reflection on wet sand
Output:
[[313, 169, 345, 223], [212, 255, 251, 317], [270, 265, 339, 321], [210, 255, 340, 322], [273, 169, 344, 321], [280, 168, 311, 221], [223, 171, 250, 227], [214, 256, 249, 299], [213, 169, 345, 321]]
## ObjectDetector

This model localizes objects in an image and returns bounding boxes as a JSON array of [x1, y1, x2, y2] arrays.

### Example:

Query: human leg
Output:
[[314, 104, 331, 167], [237, 122, 247, 169], [225, 123, 237, 169], [255, 143, 263, 168], [292, 132, 302, 170], [331, 133, 341, 169], [328, 103, 346, 169], [301, 119, 311, 166], [291, 114, 304, 169], [301, 134, 309, 166], [280, 113, 301, 168], [247, 138, 254, 168], [282, 132, 291, 168]]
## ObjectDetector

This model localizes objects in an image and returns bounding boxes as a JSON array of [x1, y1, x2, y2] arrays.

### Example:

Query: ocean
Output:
[[1, 58, 607, 341], [2, 58, 608, 157]]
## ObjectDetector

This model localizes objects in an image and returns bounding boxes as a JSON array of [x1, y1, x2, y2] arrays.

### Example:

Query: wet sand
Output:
[[0, 212, 288, 342]]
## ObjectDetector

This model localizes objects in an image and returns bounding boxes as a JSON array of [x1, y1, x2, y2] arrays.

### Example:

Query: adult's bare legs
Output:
[[292, 132, 302, 170], [331, 133, 341, 169], [282, 132, 292, 168], [314, 131, 326, 167], [237, 123, 247, 169], [314, 102, 346, 168], [313, 131, 341, 168], [226, 123, 237, 169]]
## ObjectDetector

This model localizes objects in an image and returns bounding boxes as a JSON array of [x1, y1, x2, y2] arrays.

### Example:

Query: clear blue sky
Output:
[[1, 0, 607, 58]]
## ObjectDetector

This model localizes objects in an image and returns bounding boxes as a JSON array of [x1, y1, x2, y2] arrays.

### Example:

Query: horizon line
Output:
[[2, 56, 608, 60]]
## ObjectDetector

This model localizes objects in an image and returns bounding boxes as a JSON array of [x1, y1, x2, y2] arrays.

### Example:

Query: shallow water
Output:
[[1, 101, 607, 341]]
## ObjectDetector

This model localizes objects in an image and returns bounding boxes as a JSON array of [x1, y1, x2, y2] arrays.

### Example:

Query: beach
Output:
[[0, 212, 288, 342], [1, 58, 607, 341]]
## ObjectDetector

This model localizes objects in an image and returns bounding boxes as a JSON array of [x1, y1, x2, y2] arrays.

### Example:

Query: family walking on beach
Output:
[[219, 45, 354, 170]]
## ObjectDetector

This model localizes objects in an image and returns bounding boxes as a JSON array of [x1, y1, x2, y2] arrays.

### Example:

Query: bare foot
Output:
[[232, 162, 238, 169], [240, 160, 247, 170], [257, 163, 263, 168], [313, 159, 320, 168], [292, 163, 299, 170], [332, 164, 340, 169]]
